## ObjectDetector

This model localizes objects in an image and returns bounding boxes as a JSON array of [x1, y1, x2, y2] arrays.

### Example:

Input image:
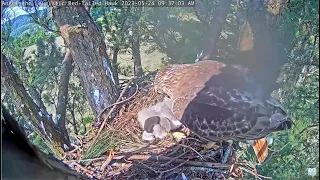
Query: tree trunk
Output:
[[28, 88, 48, 114], [132, 39, 144, 77], [19, 60, 50, 118], [1, 52, 71, 158], [199, 0, 233, 60], [112, 48, 120, 85], [132, 8, 144, 77], [50, 2, 119, 118], [247, 0, 289, 96], [70, 109, 79, 135], [68, 95, 79, 135], [55, 49, 73, 142]]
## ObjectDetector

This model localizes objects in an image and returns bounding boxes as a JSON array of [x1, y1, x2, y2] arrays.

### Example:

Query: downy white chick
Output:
[[138, 99, 182, 141]]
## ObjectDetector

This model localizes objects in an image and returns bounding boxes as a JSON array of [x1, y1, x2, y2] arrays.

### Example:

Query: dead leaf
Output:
[[201, 142, 219, 150], [171, 132, 186, 141]]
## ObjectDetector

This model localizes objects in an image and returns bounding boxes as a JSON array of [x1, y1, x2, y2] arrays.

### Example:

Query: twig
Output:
[[113, 154, 231, 168], [157, 159, 189, 180], [164, 145, 183, 157], [73, 135, 83, 147], [179, 144, 205, 161], [70, 162, 94, 175], [299, 124, 319, 134], [100, 149, 115, 171], [160, 151, 188, 167], [239, 167, 272, 179], [261, 142, 289, 165], [92, 78, 135, 145], [110, 83, 139, 111], [97, 78, 135, 121], [110, 162, 132, 168], [68, 156, 108, 163], [62, 146, 80, 160], [222, 144, 232, 163], [84, 128, 92, 136]]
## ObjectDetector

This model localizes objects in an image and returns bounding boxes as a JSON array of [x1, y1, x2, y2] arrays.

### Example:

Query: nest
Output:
[[63, 79, 245, 180]]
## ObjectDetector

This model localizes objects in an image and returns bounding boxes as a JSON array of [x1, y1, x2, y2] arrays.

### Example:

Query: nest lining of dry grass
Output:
[[62, 79, 246, 180]]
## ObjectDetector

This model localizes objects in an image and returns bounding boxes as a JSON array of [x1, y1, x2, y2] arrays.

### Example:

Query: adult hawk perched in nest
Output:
[[138, 60, 292, 163]]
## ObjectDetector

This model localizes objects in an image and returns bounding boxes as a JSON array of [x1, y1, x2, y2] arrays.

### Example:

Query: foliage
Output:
[[257, 0, 319, 179], [91, 4, 132, 50], [81, 116, 95, 125], [82, 129, 122, 165], [29, 132, 53, 154], [118, 64, 133, 76], [27, 36, 63, 88], [2, 94, 53, 155], [1, 6, 68, 154], [66, 73, 93, 134], [141, 7, 205, 64]]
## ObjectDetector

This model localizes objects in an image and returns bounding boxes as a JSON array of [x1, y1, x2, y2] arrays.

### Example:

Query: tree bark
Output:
[[19, 60, 50, 118], [55, 49, 73, 142], [132, 8, 144, 77], [28, 88, 48, 114], [70, 102, 79, 135], [1, 52, 71, 158], [199, 0, 233, 60], [68, 95, 79, 135], [247, 0, 289, 96], [112, 48, 120, 85], [50, 2, 118, 117]]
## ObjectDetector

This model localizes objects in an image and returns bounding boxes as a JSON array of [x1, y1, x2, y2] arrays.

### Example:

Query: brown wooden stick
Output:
[[240, 166, 272, 179], [68, 156, 108, 163], [62, 146, 80, 160], [92, 78, 135, 145], [83, 128, 92, 137], [113, 154, 231, 168], [97, 78, 135, 121], [100, 149, 114, 171], [160, 151, 188, 167], [69, 162, 94, 175], [157, 159, 189, 180]]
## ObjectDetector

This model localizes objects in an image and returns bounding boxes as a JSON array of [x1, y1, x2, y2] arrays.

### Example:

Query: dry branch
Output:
[[92, 78, 135, 145], [100, 149, 115, 171], [113, 154, 231, 169]]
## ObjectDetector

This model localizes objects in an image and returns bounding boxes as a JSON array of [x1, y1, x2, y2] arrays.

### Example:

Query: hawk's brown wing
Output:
[[154, 60, 227, 99], [172, 85, 292, 142], [156, 60, 292, 141]]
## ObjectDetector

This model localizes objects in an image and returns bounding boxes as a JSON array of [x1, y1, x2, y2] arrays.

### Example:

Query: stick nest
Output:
[[63, 79, 245, 180]]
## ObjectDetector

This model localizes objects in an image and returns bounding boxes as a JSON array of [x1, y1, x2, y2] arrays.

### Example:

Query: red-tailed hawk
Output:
[[138, 60, 292, 163]]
